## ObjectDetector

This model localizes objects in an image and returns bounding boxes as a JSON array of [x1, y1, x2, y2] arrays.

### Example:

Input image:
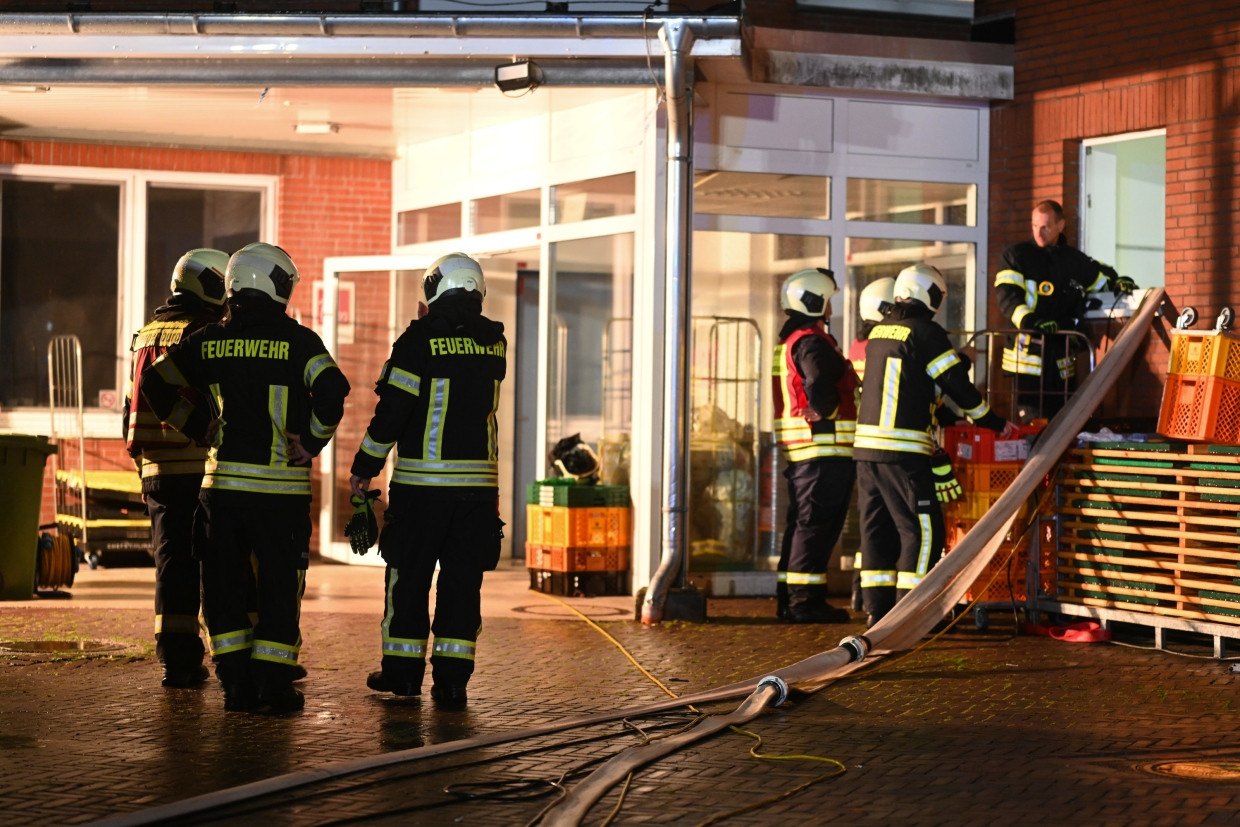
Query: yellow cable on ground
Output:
[[535, 588, 850, 825], [694, 725, 847, 827], [535, 591, 683, 702]]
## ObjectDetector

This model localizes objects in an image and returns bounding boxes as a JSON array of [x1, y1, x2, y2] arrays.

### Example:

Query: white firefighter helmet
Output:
[[225, 243, 300, 305], [893, 263, 947, 313], [859, 277, 896, 323], [780, 268, 838, 317], [170, 248, 229, 307], [423, 252, 486, 305]]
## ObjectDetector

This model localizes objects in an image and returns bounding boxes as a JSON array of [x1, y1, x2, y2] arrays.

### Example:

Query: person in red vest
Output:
[[124, 248, 228, 688], [772, 268, 858, 624]]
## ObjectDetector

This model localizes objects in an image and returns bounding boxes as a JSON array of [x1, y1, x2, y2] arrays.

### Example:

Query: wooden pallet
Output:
[[1054, 445, 1240, 636]]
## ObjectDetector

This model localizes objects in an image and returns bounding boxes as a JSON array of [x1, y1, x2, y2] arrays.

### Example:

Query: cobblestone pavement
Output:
[[1, 559, 1238, 826]]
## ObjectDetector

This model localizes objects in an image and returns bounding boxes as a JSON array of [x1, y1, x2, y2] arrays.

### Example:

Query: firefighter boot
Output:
[[367, 670, 421, 697], [430, 683, 468, 708]]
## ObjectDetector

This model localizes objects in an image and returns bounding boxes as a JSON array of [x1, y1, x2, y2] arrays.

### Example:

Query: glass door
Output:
[[545, 234, 634, 468]]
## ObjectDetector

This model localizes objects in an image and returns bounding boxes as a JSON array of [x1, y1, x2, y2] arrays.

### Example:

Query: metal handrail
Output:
[[949, 327, 1097, 422]]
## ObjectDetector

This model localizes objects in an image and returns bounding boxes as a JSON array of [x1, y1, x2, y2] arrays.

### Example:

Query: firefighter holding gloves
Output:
[[141, 243, 350, 714], [995, 199, 1137, 420], [124, 248, 228, 689], [349, 252, 507, 707], [773, 267, 858, 624], [855, 263, 1015, 628]]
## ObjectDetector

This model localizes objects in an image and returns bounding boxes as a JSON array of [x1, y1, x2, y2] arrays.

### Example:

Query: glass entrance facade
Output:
[[320, 85, 989, 592]]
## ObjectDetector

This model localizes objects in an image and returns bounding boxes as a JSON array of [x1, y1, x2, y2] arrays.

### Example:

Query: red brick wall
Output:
[[4, 140, 393, 550], [987, 0, 1240, 425]]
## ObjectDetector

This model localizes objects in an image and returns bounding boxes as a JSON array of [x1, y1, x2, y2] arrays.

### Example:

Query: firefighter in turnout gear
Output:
[[773, 268, 857, 624], [350, 252, 507, 706], [855, 263, 1015, 628], [843, 276, 963, 611], [141, 242, 350, 713], [124, 248, 228, 688], [844, 276, 895, 611], [847, 276, 895, 382], [995, 199, 1136, 420]]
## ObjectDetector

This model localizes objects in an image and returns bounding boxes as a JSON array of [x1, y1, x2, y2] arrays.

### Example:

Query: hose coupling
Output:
[[838, 634, 871, 663], [756, 674, 789, 706]]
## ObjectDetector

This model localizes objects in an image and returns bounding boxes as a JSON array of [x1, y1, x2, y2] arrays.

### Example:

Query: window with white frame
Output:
[[0, 167, 272, 419], [1081, 130, 1166, 295]]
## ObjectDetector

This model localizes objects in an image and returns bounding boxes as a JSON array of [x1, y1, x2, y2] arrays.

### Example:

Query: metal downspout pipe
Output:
[[641, 20, 695, 625]]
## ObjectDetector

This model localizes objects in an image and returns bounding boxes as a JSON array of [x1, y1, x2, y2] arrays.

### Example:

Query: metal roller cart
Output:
[[939, 329, 1095, 629], [48, 335, 152, 570]]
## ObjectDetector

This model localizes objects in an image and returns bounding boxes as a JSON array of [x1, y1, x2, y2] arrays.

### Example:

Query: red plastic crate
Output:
[[525, 543, 629, 573], [941, 424, 1041, 464], [1156, 373, 1240, 444]]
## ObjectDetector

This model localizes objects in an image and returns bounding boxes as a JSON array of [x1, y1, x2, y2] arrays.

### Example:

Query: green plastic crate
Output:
[[526, 480, 630, 507]]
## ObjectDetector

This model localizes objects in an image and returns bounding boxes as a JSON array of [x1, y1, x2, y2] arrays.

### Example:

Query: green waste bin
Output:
[[0, 434, 57, 600]]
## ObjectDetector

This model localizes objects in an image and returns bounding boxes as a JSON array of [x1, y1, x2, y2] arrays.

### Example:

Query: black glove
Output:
[[1034, 318, 1058, 335], [930, 448, 962, 503], [343, 489, 382, 555], [1111, 275, 1137, 297]]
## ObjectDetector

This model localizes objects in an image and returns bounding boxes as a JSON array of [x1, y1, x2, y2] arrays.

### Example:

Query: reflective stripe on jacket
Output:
[[854, 312, 995, 461], [125, 317, 210, 480], [352, 312, 507, 496], [772, 325, 858, 462], [141, 304, 350, 500], [994, 238, 1113, 378]]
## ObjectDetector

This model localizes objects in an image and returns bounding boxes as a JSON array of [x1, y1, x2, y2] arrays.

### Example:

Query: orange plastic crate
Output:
[[957, 462, 1020, 494], [526, 505, 631, 548], [945, 517, 1055, 603], [966, 555, 1028, 604], [944, 490, 1001, 521], [1156, 373, 1240, 444], [1167, 330, 1240, 380], [525, 543, 629, 573]]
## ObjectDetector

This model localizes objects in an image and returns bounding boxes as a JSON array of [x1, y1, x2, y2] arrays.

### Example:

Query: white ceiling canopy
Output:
[[0, 11, 742, 157]]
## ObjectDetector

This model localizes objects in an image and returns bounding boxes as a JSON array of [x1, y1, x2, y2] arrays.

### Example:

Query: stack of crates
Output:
[[1157, 329, 1240, 444], [525, 480, 631, 597], [940, 423, 1050, 603]]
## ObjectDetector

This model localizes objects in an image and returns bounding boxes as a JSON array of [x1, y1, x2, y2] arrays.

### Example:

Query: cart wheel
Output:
[[974, 606, 990, 631], [1175, 307, 1197, 330], [86, 551, 101, 570], [1217, 306, 1234, 331]]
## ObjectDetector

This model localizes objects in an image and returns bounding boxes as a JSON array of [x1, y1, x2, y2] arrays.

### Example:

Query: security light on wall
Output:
[[294, 121, 339, 135], [495, 60, 541, 93]]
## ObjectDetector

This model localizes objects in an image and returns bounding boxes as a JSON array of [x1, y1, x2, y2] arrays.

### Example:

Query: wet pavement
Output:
[[1, 558, 1239, 826]]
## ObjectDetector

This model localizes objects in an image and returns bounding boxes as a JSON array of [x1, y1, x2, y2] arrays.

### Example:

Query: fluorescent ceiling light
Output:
[[294, 121, 338, 134]]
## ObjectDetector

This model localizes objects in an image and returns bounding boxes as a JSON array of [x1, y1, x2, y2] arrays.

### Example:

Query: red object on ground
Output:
[[1020, 620, 1111, 643]]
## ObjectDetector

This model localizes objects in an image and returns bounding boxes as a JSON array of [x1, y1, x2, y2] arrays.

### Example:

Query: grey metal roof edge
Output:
[[0, 56, 666, 86], [0, 12, 742, 39]]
